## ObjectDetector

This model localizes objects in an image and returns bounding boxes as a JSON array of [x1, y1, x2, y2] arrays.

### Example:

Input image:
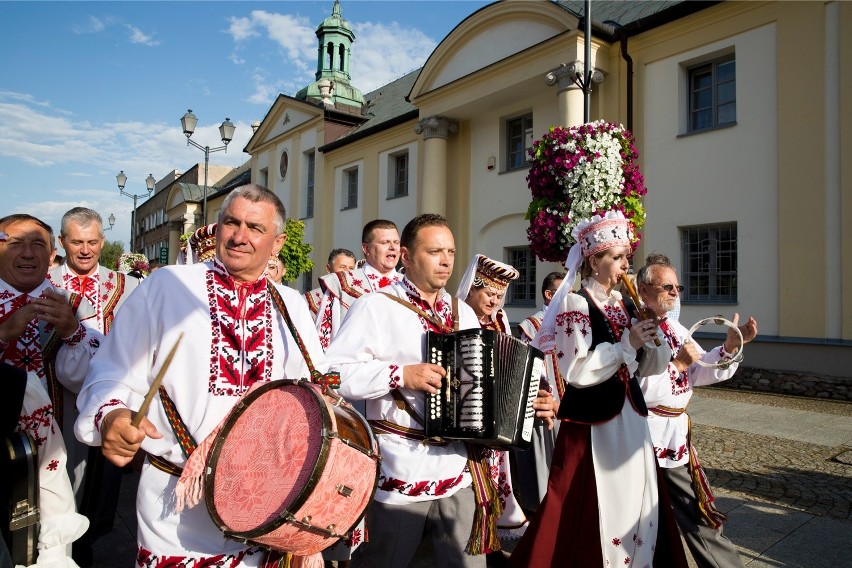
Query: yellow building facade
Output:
[[246, 0, 851, 377]]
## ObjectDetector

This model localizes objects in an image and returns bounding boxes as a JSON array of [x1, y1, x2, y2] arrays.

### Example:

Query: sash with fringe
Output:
[[649, 406, 727, 528]]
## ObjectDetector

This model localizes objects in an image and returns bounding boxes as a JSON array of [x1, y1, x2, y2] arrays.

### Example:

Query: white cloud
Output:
[[72, 16, 108, 35], [226, 10, 317, 82], [246, 68, 289, 105], [0, 91, 251, 178], [350, 21, 435, 92], [126, 24, 160, 46]]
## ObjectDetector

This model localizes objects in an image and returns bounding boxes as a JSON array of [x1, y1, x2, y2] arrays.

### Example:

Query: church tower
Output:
[[296, 0, 365, 111]]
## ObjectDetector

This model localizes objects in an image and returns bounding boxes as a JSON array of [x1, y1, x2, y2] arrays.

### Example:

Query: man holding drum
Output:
[[636, 258, 757, 568], [326, 213, 556, 567], [75, 185, 326, 567]]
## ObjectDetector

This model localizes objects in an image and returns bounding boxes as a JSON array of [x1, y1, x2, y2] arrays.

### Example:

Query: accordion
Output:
[[424, 329, 544, 450]]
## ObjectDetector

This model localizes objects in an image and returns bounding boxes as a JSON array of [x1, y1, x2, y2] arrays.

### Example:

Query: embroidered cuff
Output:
[[62, 323, 86, 346], [388, 364, 402, 389], [94, 399, 127, 432]]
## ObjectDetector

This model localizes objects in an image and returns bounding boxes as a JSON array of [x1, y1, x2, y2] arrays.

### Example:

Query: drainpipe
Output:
[[619, 28, 633, 132]]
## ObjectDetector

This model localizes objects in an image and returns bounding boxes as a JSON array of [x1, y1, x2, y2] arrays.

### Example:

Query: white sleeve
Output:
[[17, 373, 88, 567]]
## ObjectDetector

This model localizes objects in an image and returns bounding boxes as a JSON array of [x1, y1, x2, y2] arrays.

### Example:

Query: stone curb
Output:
[[707, 366, 852, 402]]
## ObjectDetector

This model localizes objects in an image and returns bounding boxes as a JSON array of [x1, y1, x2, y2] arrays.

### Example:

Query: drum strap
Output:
[[159, 386, 197, 460], [267, 281, 341, 390]]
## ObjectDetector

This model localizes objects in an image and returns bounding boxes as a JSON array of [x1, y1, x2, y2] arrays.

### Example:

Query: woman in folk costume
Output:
[[509, 210, 688, 567], [455, 254, 530, 546]]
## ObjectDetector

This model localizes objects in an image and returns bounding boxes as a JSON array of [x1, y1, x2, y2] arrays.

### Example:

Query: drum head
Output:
[[206, 381, 329, 534]]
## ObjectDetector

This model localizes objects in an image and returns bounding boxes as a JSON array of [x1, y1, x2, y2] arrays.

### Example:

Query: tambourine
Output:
[[685, 316, 744, 370]]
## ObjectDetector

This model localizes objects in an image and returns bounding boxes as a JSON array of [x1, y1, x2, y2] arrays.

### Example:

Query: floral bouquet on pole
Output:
[[525, 120, 647, 262], [116, 252, 150, 274]]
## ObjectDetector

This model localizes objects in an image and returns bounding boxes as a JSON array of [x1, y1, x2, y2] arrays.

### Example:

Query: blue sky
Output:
[[0, 0, 491, 251]]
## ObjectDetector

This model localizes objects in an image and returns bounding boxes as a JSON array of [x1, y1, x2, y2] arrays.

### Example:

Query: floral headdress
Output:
[[116, 252, 149, 274], [525, 120, 646, 263]]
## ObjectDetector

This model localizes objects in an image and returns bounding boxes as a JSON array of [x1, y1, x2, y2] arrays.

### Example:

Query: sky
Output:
[[0, 0, 492, 252]]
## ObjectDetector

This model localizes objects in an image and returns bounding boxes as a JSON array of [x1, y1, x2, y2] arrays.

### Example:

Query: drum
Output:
[[204, 379, 380, 556]]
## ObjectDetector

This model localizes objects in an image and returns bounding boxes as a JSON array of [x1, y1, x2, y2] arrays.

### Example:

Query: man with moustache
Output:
[[304, 248, 356, 322], [325, 214, 556, 567], [0, 214, 95, 563], [74, 185, 325, 567], [48, 207, 139, 564], [637, 258, 757, 568], [316, 219, 401, 350]]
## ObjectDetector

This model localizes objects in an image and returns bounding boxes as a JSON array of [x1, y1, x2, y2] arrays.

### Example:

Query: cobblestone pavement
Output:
[[692, 387, 852, 523]]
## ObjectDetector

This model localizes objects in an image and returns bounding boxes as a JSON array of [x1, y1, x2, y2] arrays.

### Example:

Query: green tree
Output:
[[280, 218, 313, 282], [99, 240, 125, 271]]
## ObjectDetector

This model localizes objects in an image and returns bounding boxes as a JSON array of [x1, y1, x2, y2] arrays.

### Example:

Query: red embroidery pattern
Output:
[[603, 302, 630, 328], [400, 279, 453, 333], [348, 527, 363, 546], [483, 448, 512, 509], [95, 399, 126, 432], [656, 444, 688, 462], [206, 264, 272, 396], [377, 473, 465, 497], [388, 364, 401, 389], [554, 310, 591, 338], [17, 404, 54, 449], [47, 459, 59, 471], [0, 293, 45, 378], [135, 545, 265, 568], [661, 322, 690, 396]]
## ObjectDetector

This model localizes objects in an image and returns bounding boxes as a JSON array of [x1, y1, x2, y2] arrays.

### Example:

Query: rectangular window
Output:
[[505, 247, 536, 306], [688, 55, 736, 132], [343, 167, 358, 210], [506, 114, 533, 170], [391, 153, 409, 198], [305, 151, 315, 218], [681, 223, 737, 302]]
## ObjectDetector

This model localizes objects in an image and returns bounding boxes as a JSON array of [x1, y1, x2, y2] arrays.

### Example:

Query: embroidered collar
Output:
[[583, 277, 623, 304], [401, 277, 451, 312], [61, 263, 102, 281], [363, 263, 399, 287], [0, 277, 54, 301], [210, 257, 267, 294]]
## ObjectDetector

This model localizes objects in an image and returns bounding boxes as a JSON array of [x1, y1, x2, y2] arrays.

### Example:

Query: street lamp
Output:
[[104, 213, 116, 231], [116, 171, 155, 252], [180, 109, 235, 226]]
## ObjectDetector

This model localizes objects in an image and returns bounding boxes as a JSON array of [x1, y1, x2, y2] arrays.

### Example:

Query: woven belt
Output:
[[147, 453, 183, 477], [368, 419, 450, 446], [649, 405, 686, 418]]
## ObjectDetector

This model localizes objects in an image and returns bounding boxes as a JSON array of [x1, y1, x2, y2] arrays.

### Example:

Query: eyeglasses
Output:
[[658, 284, 684, 293]]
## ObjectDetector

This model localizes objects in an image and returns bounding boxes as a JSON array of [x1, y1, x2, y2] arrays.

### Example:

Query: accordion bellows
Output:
[[425, 329, 544, 450]]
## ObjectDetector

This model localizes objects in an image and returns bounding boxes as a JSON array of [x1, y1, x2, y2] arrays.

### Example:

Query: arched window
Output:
[[338, 44, 345, 71], [327, 42, 334, 69]]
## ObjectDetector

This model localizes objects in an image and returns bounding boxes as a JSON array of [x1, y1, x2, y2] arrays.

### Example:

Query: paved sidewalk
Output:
[[687, 389, 852, 567], [90, 389, 852, 567]]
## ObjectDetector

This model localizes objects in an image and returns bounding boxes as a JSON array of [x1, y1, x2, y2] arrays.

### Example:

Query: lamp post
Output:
[[104, 213, 116, 231], [116, 171, 155, 252], [180, 109, 236, 226]]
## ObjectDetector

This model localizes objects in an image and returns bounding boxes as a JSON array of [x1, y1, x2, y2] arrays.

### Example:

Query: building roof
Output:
[[556, 1, 722, 37], [319, 68, 420, 152]]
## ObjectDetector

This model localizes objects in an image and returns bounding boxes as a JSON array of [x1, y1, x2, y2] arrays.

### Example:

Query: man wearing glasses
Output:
[[635, 257, 757, 568]]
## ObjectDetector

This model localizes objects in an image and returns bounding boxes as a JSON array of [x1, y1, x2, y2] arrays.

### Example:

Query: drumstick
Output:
[[619, 274, 662, 347], [130, 333, 184, 428]]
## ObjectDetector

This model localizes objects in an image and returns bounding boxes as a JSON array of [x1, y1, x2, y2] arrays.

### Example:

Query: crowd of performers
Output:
[[1, 184, 757, 568]]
